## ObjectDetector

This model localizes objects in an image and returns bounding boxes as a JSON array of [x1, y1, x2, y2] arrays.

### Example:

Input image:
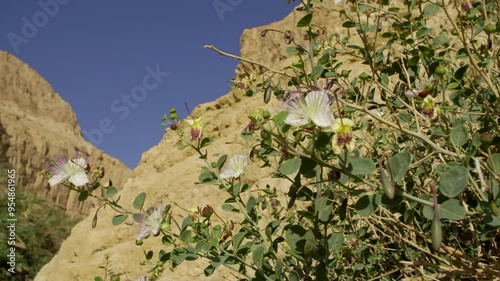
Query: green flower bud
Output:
[[201, 205, 213, 218], [341, 70, 351, 78], [379, 167, 395, 200], [262, 110, 271, 119], [169, 113, 178, 120], [92, 214, 98, 228], [261, 129, 271, 140], [339, 197, 348, 221], [264, 86, 272, 104], [480, 132, 494, 144], [169, 108, 176, 114], [490, 200, 499, 216], [431, 213, 442, 252]]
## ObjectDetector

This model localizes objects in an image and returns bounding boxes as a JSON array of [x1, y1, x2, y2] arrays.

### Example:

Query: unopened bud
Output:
[[379, 167, 395, 200], [169, 113, 178, 120], [325, 79, 334, 90], [480, 132, 494, 144], [170, 123, 178, 130], [264, 86, 272, 104], [92, 213, 98, 228], [169, 108, 176, 114], [261, 29, 268, 37], [261, 129, 271, 140], [490, 200, 499, 216], [201, 205, 213, 218]]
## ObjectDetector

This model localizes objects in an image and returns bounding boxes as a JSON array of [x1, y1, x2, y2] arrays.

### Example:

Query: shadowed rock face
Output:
[[34, 1, 458, 280], [0, 51, 132, 217]]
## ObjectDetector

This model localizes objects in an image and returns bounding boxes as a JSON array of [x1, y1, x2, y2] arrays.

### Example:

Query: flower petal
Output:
[[48, 172, 68, 186], [69, 171, 89, 186], [284, 96, 310, 126], [304, 91, 334, 127], [220, 154, 248, 179], [311, 111, 335, 127]]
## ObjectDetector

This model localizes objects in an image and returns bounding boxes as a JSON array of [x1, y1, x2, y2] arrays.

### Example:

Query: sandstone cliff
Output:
[[0, 51, 132, 216], [35, 1, 459, 280]]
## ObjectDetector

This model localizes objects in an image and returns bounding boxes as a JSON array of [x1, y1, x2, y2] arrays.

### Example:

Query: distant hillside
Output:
[[0, 51, 132, 216]]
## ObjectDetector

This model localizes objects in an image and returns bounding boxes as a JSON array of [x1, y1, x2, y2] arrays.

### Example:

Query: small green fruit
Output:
[[484, 23, 496, 35], [358, 72, 370, 81], [341, 70, 351, 78], [435, 65, 447, 76], [451, 28, 459, 36], [169, 108, 176, 114]]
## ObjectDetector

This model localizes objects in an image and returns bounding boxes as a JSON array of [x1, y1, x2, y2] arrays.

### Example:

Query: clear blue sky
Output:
[[0, 1, 296, 168]]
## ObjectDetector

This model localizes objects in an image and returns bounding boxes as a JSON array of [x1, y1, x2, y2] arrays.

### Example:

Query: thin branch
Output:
[[336, 99, 459, 158], [204, 45, 292, 78]]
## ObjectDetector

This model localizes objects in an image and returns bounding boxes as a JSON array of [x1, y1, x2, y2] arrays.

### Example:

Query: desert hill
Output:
[[0, 50, 132, 216]]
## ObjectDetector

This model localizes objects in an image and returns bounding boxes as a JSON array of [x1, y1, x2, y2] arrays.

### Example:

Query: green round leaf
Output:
[[78, 191, 89, 201], [104, 186, 118, 199], [285, 225, 306, 255], [389, 151, 411, 183], [280, 158, 302, 175], [422, 199, 466, 221], [440, 166, 469, 197], [342, 21, 357, 28], [304, 230, 317, 257], [315, 197, 333, 222], [355, 194, 378, 217], [133, 192, 146, 210], [349, 158, 376, 175], [112, 214, 128, 226], [297, 13, 312, 27], [423, 3, 439, 17], [327, 233, 344, 253], [450, 125, 468, 147]]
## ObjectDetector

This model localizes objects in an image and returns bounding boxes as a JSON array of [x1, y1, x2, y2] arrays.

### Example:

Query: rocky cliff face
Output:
[[0, 51, 132, 216], [34, 1, 457, 280]]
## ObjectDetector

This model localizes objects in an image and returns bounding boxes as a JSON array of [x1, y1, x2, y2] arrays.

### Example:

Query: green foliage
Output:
[[0, 169, 78, 280]]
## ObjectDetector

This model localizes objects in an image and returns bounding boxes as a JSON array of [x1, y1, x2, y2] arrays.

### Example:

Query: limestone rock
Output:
[[0, 50, 132, 217]]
